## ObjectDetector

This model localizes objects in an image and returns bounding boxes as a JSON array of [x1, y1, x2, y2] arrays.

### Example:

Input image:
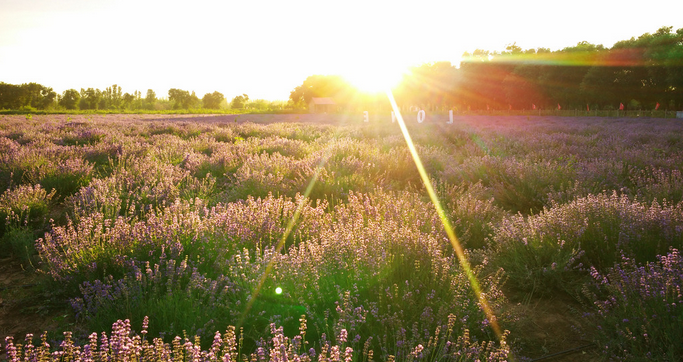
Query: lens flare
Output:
[[385, 89, 504, 340], [235, 131, 343, 331], [236, 96, 505, 349]]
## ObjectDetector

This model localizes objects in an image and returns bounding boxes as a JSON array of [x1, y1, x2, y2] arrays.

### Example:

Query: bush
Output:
[[0, 184, 54, 237], [1, 317, 511, 362], [584, 249, 683, 361], [489, 192, 683, 295]]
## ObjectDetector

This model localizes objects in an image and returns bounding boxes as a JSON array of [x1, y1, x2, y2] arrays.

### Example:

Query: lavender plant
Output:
[[2, 114, 683, 361], [584, 249, 683, 361], [0, 317, 511, 362], [490, 192, 683, 295], [0, 184, 55, 262]]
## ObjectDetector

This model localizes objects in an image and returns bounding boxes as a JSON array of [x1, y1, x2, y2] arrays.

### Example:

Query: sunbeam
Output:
[[385, 89, 505, 341]]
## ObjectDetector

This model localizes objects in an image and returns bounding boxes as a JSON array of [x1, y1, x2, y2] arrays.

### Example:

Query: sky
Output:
[[1, 0, 682, 101]]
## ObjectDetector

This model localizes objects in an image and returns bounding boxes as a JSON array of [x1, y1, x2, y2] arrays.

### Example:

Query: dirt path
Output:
[[0, 256, 73, 354], [508, 295, 600, 361]]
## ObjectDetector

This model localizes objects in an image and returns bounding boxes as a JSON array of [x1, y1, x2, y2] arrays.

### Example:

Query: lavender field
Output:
[[1, 114, 683, 361]]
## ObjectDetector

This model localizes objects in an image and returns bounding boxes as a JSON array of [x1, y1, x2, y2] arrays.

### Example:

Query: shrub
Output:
[[0, 184, 54, 234], [39, 158, 94, 199], [0, 318, 511, 362], [442, 156, 576, 214], [490, 192, 683, 295], [630, 167, 683, 205], [437, 182, 505, 249], [70, 257, 242, 342], [584, 249, 683, 361]]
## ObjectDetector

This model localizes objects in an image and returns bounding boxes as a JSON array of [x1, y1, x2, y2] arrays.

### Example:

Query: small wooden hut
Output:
[[308, 97, 336, 113]]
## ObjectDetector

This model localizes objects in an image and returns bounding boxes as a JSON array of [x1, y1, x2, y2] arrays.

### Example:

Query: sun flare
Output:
[[343, 65, 405, 94]]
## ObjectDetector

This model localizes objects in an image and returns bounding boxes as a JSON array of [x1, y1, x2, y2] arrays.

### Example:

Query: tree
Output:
[[667, 28, 683, 109], [189, 91, 201, 109], [642, 26, 683, 109], [202, 91, 225, 109], [458, 49, 508, 109], [502, 63, 545, 109], [288, 75, 351, 108], [22, 83, 44, 109], [59, 89, 80, 110], [133, 90, 143, 109], [0, 82, 25, 109], [394, 61, 458, 110], [122, 93, 135, 109], [230, 94, 249, 109], [168, 88, 189, 109], [79, 88, 102, 110], [38, 86, 57, 109], [248, 99, 270, 110], [102, 84, 122, 109], [145, 89, 157, 110], [168, 88, 199, 109]]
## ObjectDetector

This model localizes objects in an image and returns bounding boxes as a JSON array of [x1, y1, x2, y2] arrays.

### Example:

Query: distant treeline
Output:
[[290, 26, 683, 111], [3, 26, 682, 113], [0, 83, 285, 112]]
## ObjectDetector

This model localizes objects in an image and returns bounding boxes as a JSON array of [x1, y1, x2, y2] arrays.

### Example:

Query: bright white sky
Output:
[[1, 0, 681, 101]]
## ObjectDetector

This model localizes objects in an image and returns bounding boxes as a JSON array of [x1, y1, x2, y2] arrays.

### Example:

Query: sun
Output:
[[343, 65, 405, 94]]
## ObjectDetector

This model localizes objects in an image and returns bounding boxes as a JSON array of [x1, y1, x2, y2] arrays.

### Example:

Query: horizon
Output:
[[1, 0, 682, 101]]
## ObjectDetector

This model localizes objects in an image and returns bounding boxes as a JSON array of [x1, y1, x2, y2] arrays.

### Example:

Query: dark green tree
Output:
[[537, 42, 605, 109], [21, 83, 43, 109], [79, 88, 102, 110], [59, 89, 80, 110], [458, 49, 506, 109], [0, 82, 25, 109], [642, 27, 683, 109], [38, 86, 57, 109], [667, 28, 683, 109]]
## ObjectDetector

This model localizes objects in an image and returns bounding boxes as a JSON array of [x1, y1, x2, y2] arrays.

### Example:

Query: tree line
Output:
[[289, 26, 683, 111], [0, 83, 283, 112], [3, 26, 680, 113]]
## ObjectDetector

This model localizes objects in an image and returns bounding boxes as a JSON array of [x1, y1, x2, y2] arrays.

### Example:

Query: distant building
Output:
[[308, 97, 336, 113]]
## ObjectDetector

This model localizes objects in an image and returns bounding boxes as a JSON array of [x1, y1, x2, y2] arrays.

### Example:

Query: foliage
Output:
[[202, 91, 225, 109], [59, 89, 80, 110], [0, 317, 511, 362], [0, 114, 682, 360], [286, 26, 683, 112], [168, 88, 200, 110], [3, 27, 682, 114], [583, 249, 683, 361], [0, 184, 55, 237], [490, 192, 683, 297], [0, 82, 56, 110], [79, 88, 102, 110], [288, 75, 352, 109], [230, 94, 249, 109]]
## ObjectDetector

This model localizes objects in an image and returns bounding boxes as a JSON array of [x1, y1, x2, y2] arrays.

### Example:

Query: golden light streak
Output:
[[235, 126, 350, 331], [236, 157, 325, 330], [236, 101, 505, 349], [385, 89, 504, 340]]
